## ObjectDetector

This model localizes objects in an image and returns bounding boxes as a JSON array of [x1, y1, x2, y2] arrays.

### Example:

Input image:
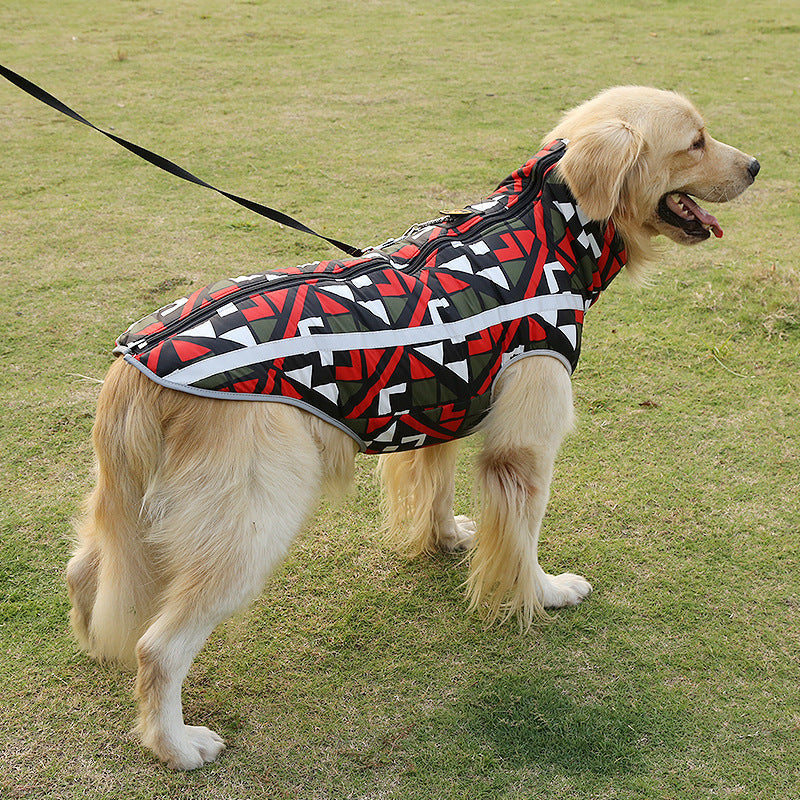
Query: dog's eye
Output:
[[691, 135, 706, 151]]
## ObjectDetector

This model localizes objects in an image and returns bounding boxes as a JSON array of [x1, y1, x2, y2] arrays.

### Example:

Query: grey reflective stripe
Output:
[[122, 354, 368, 451], [162, 292, 586, 386], [494, 349, 573, 389]]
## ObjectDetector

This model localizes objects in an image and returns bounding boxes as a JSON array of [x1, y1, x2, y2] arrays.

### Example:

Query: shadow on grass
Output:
[[442, 673, 666, 776], [318, 666, 683, 792]]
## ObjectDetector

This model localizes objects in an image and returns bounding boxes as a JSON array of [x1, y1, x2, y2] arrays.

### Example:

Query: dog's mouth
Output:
[[657, 192, 723, 240]]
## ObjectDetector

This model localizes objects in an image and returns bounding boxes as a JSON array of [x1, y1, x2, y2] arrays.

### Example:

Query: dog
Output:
[[66, 86, 759, 769]]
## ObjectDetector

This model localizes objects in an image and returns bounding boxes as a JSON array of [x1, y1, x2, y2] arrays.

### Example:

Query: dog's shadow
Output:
[[436, 671, 671, 776], [342, 569, 677, 779], [403, 571, 680, 777], [196, 538, 680, 780]]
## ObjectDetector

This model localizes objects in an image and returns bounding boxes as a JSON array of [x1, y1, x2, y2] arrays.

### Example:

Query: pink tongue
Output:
[[672, 193, 724, 238]]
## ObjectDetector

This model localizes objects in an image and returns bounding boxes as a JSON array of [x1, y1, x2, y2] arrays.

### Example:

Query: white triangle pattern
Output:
[[445, 359, 469, 382], [321, 284, 355, 301], [297, 316, 325, 336], [479, 266, 509, 290], [287, 353, 339, 403], [561, 325, 578, 349], [470, 198, 502, 212], [414, 342, 444, 363], [285, 365, 313, 386], [538, 310, 558, 328], [315, 382, 340, 404], [359, 299, 390, 325], [412, 342, 469, 383], [440, 254, 474, 274], [221, 326, 258, 347], [217, 302, 238, 317], [146, 154, 617, 450], [182, 320, 216, 339], [371, 422, 397, 443]]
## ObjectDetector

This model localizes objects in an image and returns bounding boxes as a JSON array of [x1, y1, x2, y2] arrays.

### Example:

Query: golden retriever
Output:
[[66, 86, 758, 769]]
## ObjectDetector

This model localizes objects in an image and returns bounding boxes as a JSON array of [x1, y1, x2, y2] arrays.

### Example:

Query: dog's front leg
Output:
[[467, 356, 591, 628]]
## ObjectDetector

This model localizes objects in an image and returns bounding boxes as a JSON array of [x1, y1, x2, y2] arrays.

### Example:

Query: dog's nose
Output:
[[748, 158, 761, 179]]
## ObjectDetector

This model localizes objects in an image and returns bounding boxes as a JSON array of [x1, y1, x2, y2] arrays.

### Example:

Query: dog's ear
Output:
[[556, 121, 645, 221]]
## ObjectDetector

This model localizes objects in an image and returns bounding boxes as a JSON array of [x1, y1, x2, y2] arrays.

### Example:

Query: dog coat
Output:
[[114, 140, 627, 454]]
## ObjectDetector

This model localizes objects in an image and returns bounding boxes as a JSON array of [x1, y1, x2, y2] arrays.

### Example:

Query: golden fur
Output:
[[67, 87, 758, 769]]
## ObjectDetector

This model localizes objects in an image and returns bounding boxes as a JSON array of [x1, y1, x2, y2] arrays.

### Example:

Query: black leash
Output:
[[0, 63, 364, 257]]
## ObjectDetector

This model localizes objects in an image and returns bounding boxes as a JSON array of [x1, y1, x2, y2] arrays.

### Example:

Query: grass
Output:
[[1, 0, 799, 797]]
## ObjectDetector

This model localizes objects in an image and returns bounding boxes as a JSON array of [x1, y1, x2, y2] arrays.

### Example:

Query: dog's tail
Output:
[[68, 358, 165, 669]]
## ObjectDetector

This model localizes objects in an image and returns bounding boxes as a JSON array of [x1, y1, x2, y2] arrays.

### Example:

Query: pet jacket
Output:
[[114, 140, 627, 454]]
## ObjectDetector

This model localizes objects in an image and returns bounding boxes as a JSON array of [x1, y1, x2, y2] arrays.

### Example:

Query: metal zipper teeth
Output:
[[130, 146, 563, 354]]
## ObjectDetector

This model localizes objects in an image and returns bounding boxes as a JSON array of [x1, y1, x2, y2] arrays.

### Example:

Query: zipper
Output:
[[126, 142, 565, 354]]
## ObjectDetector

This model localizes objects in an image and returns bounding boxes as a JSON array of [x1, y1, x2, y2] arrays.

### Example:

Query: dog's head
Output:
[[546, 86, 759, 267]]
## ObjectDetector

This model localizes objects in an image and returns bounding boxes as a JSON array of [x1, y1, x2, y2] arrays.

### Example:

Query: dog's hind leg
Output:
[[133, 402, 327, 770], [379, 440, 474, 555], [467, 356, 590, 628]]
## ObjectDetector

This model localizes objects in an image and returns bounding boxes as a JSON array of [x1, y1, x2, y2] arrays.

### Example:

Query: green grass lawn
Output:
[[1, 1, 798, 797]]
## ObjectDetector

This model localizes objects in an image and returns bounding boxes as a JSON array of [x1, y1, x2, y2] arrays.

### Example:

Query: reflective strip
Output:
[[162, 292, 586, 386], [122, 354, 368, 451]]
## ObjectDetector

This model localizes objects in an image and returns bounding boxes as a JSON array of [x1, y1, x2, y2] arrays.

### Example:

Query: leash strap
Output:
[[0, 63, 364, 257]]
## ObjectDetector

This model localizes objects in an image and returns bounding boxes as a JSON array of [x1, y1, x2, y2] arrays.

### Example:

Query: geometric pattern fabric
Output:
[[115, 140, 627, 453]]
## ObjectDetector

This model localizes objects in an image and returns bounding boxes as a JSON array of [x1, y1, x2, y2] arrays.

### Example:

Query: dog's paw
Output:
[[438, 515, 477, 552], [540, 572, 592, 609], [148, 725, 226, 771]]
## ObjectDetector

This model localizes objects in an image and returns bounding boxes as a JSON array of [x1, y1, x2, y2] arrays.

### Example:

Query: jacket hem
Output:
[[121, 354, 368, 452]]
